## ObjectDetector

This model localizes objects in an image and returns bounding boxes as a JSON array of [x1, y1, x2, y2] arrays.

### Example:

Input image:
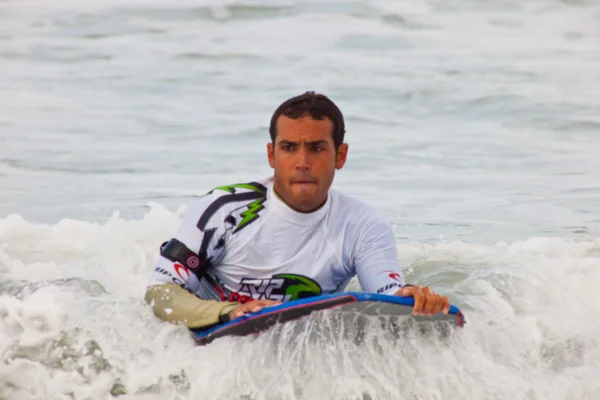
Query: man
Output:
[[145, 91, 450, 329]]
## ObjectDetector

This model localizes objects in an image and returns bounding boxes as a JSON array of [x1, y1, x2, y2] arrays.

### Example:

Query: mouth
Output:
[[293, 180, 317, 184]]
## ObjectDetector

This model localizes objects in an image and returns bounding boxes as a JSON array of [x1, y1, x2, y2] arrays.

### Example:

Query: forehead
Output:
[[275, 114, 334, 143]]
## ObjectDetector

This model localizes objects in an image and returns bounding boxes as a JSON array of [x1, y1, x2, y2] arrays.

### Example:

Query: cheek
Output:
[[274, 154, 293, 169], [319, 152, 338, 168], [273, 154, 293, 180], [314, 157, 336, 181]]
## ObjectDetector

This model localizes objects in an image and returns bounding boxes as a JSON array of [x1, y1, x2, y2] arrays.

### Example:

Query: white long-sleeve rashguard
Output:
[[145, 176, 407, 328]]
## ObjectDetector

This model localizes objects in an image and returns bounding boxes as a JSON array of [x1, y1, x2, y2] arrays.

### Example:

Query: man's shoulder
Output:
[[182, 177, 273, 228], [203, 177, 271, 198], [329, 187, 388, 224], [328, 189, 395, 253], [191, 177, 272, 207]]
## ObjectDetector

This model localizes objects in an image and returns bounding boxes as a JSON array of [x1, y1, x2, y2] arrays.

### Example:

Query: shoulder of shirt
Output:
[[328, 187, 389, 225], [181, 177, 272, 227], [200, 177, 271, 198]]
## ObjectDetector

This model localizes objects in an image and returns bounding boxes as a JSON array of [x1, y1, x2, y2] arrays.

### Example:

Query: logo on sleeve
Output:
[[174, 263, 190, 282], [379, 270, 403, 283], [172, 262, 193, 291], [377, 282, 401, 294]]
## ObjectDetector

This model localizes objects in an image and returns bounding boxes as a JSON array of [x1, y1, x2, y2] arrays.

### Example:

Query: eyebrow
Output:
[[278, 140, 330, 146]]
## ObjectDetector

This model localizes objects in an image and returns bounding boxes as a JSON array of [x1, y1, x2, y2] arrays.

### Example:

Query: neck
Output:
[[273, 187, 327, 214]]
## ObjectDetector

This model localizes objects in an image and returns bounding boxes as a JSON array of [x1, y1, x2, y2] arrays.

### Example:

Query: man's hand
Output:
[[396, 285, 450, 316], [229, 299, 281, 319]]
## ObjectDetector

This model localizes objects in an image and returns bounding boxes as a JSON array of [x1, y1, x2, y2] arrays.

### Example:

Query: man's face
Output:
[[267, 114, 348, 212]]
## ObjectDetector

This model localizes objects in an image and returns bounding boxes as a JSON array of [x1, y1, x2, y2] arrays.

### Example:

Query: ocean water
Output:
[[1, 0, 600, 399]]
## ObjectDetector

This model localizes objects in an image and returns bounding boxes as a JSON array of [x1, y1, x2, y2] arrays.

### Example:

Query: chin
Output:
[[290, 192, 324, 212], [291, 186, 317, 199]]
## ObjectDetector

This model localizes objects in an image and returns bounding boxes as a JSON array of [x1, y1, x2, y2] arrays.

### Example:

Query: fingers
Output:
[[396, 285, 450, 317], [247, 299, 280, 313], [230, 307, 244, 319], [412, 286, 424, 316], [395, 286, 424, 316], [230, 299, 282, 319], [256, 299, 282, 306], [422, 286, 436, 315], [442, 297, 451, 315], [422, 287, 445, 315]]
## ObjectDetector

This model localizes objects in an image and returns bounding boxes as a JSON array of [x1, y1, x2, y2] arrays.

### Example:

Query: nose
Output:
[[295, 147, 310, 171]]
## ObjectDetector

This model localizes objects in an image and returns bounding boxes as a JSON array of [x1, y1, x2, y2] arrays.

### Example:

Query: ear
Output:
[[267, 142, 275, 169], [335, 143, 348, 170]]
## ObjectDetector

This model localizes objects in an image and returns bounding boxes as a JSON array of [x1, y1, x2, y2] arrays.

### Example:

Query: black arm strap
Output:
[[159, 238, 208, 276]]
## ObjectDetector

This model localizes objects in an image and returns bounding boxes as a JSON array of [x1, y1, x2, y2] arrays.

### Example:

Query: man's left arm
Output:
[[353, 214, 450, 316]]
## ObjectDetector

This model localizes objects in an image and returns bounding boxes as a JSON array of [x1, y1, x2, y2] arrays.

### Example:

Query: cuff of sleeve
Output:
[[382, 283, 414, 295]]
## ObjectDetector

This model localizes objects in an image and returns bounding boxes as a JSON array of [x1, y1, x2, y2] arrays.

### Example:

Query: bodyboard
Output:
[[190, 292, 465, 345]]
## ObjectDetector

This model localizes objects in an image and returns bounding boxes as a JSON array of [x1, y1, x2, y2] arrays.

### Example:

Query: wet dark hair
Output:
[[269, 91, 346, 149]]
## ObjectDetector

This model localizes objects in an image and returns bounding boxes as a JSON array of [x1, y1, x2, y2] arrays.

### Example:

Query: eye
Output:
[[311, 146, 325, 153], [282, 144, 294, 151]]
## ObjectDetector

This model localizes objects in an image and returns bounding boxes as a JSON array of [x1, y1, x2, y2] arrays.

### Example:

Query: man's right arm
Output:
[[144, 284, 239, 328], [145, 191, 240, 329]]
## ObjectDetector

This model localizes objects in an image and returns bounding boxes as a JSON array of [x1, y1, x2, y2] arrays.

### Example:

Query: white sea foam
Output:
[[1, 208, 599, 399]]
